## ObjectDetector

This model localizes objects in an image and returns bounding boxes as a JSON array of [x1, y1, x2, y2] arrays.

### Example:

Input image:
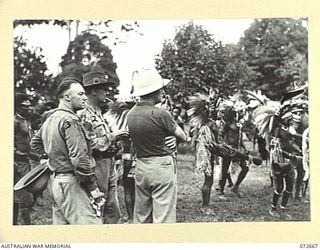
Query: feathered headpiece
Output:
[[217, 92, 249, 123], [246, 89, 307, 138], [187, 88, 221, 126]]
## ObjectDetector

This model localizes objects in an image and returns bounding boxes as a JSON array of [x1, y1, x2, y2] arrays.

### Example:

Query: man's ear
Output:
[[64, 93, 71, 101]]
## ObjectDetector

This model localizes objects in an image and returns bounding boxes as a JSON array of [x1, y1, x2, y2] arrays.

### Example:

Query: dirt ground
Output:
[[18, 143, 310, 225]]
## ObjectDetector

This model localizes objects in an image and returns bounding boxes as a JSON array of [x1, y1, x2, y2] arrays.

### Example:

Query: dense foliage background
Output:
[[14, 18, 308, 108], [155, 18, 307, 105]]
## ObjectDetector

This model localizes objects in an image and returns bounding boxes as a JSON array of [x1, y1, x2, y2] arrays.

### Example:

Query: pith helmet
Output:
[[131, 67, 171, 97]]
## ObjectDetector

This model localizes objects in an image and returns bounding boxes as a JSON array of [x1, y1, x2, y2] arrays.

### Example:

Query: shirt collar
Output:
[[137, 101, 154, 106], [58, 102, 76, 114]]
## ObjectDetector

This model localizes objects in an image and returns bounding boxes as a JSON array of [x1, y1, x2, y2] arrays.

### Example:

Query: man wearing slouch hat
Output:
[[78, 71, 128, 224]]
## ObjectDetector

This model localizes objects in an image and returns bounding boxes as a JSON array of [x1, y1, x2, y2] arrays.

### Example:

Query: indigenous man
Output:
[[104, 97, 137, 223], [187, 90, 262, 214], [248, 87, 306, 219], [127, 67, 191, 223], [171, 106, 185, 131], [14, 93, 34, 225], [218, 106, 249, 198], [30, 77, 103, 224], [78, 71, 128, 224]]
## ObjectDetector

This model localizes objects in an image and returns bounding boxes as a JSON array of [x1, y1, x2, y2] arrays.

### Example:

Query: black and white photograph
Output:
[[12, 18, 310, 226]]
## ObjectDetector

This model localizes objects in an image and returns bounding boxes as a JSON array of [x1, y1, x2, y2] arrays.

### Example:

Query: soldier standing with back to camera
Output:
[[78, 71, 128, 224]]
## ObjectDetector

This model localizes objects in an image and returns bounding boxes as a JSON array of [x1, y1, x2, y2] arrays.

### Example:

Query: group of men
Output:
[[187, 87, 309, 219], [14, 65, 309, 224], [14, 67, 192, 225]]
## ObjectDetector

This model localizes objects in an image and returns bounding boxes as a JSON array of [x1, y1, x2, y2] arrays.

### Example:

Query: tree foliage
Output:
[[155, 22, 254, 104], [14, 36, 56, 102], [14, 19, 141, 103], [156, 19, 308, 104], [58, 32, 120, 99], [238, 18, 308, 99], [156, 22, 223, 96]]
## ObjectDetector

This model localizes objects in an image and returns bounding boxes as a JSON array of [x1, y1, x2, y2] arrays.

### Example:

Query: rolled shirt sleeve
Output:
[[159, 109, 178, 135]]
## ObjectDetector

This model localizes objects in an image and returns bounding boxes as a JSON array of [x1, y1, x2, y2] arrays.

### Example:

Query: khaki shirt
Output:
[[78, 103, 114, 152], [30, 103, 95, 179]]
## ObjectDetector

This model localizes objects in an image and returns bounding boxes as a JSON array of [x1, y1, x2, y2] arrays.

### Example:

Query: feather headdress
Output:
[[218, 92, 249, 123], [245, 90, 271, 108], [252, 100, 281, 138], [247, 89, 307, 138], [187, 88, 221, 126]]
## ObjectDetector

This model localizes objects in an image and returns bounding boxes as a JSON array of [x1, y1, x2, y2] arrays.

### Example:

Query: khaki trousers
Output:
[[47, 174, 102, 225], [95, 158, 121, 224], [133, 155, 177, 223]]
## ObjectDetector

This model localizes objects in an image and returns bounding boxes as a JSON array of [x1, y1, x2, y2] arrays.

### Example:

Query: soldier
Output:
[[78, 71, 128, 224], [30, 77, 103, 224], [105, 94, 178, 223]]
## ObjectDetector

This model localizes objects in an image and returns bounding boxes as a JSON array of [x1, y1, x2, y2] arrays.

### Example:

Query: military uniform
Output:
[[78, 103, 121, 224], [30, 103, 102, 225]]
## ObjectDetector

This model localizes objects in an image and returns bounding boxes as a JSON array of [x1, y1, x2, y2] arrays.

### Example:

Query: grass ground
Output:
[[20, 142, 310, 225]]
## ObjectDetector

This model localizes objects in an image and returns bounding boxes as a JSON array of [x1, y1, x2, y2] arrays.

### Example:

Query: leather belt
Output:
[[92, 150, 115, 160]]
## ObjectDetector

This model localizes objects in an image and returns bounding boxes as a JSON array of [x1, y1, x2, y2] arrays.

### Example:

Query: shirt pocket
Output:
[[94, 123, 108, 137]]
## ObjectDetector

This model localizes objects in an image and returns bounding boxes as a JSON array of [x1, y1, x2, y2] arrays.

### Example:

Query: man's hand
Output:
[[90, 188, 104, 199], [89, 188, 105, 218], [165, 136, 177, 149]]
